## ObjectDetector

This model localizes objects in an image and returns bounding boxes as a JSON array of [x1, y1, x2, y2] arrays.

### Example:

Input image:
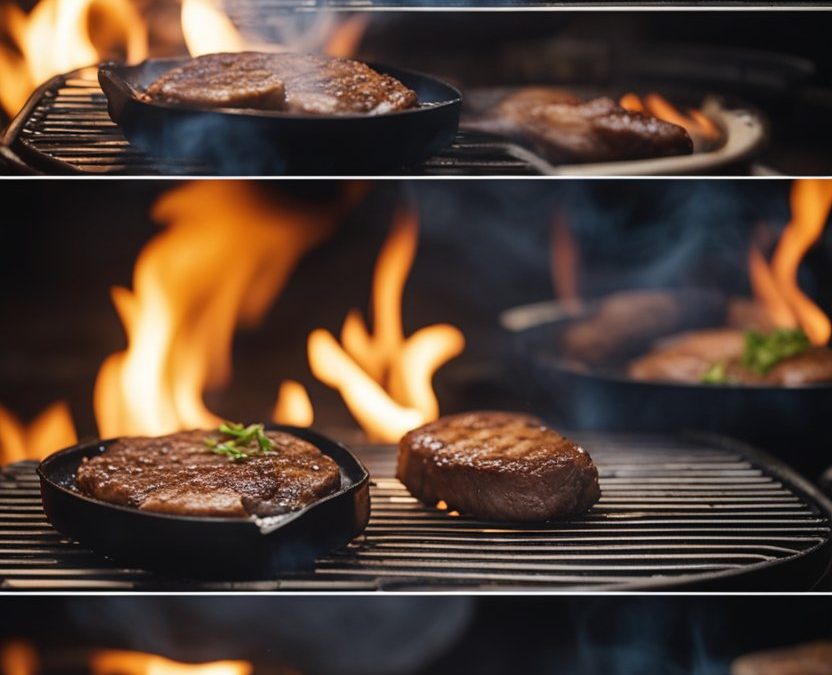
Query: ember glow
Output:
[[308, 208, 465, 442], [91, 652, 251, 675], [550, 210, 581, 305], [94, 181, 342, 438], [0, 401, 77, 464], [0, 0, 148, 115], [0, 642, 37, 675], [620, 92, 721, 147], [749, 179, 832, 345]]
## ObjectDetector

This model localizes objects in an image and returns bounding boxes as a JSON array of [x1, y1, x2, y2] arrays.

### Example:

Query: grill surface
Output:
[[1, 69, 541, 176], [1, 433, 829, 591]]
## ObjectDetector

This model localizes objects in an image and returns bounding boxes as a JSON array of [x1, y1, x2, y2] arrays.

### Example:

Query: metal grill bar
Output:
[[4, 70, 542, 176], [0, 434, 829, 591]]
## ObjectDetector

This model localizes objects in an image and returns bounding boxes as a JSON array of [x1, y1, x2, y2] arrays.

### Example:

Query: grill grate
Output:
[[1, 433, 829, 591], [2, 69, 542, 176]]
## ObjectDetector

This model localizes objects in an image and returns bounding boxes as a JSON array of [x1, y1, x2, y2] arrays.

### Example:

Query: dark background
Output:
[[1, 596, 830, 675]]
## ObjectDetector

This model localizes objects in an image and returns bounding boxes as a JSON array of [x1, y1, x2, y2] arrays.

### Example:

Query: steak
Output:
[[145, 52, 419, 115], [76, 429, 341, 518], [629, 328, 832, 386], [472, 86, 694, 164], [396, 411, 601, 521]]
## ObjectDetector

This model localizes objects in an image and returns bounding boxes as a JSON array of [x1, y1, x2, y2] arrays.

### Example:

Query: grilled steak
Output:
[[732, 641, 832, 675], [629, 328, 832, 386], [397, 411, 601, 521], [473, 87, 693, 164], [76, 429, 341, 518], [145, 52, 419, 115]]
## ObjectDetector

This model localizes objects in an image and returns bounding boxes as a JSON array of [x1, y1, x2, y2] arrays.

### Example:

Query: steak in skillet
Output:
[[472, 87, 694, 164], [629, 328, 832, 386], [76, 429, 341, 518], [396, 411, 601, 521], [144, 52, 419, 115]]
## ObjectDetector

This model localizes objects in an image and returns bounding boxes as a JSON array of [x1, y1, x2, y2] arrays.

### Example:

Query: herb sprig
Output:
[[205, 421, 277, 461], [742, 328, 810, 375], [701, 361, 728, 385]]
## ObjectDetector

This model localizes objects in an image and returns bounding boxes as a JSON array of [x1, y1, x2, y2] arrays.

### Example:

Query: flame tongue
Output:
[[749, 179, 832, 345], [619, 92, 720, 146], [308, 208, 465, 443], [91, 652, 252, 675], [0, 402, 77, 464], [94, 181, 342, 439], [0, 0, 148, 116]]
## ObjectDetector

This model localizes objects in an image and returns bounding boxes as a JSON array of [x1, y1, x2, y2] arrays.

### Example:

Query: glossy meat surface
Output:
[[397, 411, 600, 521], [76, 429, 341, 518], [145, 52, 418, 115]]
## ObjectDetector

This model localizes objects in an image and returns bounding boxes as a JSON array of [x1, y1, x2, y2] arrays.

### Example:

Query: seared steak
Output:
[[76, 429, 341, 518], [397, 411, 600, 521], [629, 328, 832, 386], [145, 52, 418, 115], [473, 87, 693, 164]]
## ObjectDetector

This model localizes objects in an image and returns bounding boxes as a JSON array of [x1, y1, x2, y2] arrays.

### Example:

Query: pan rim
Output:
[[37, 423, 370, 531]]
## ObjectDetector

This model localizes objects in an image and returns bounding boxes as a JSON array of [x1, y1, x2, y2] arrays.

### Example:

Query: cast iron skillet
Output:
[[38, 424, 370, 579], [503, 290, 832, 481], [98, 58, 462, 175]]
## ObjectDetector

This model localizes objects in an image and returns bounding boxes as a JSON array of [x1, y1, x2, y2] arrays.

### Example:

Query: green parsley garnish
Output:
[[701, 361, 728, 385], [742, 328, 810, 375], [204, 421, 277, 461]]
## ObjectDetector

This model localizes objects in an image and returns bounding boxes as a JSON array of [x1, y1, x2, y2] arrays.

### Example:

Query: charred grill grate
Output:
[[1, 69, 541, 176], [1, 433, 830, 591]]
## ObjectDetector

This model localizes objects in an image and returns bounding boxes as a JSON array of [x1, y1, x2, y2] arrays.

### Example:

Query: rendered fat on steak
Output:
[[474, 87, 693, 164], [397, 411, 601, 521], [144, 52, 418, 115], [75, 429, 341, 518]]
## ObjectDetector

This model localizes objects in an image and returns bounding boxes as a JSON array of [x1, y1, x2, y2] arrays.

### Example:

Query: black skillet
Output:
[[98, 57, 462, 175], [506, 290, 832, 481], [37, 425, 370, 579]]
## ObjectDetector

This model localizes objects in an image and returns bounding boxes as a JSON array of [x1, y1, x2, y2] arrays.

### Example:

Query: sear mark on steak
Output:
[[471, 86, 694, 164], [144, 52, 419, 115], [396, 411, 601, 522], [75, 429, 341, 518]]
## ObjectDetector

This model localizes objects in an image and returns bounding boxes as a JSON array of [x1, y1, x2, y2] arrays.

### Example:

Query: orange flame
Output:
[[91, 652, 251, 675], [0, 0, 147, 116], [272, 379, 314, 427], [550, 210, 581, 304], [308, 209, 465, 442], [94, 181, 343, 439], [325, 16, 370, 58], [181, 1, 367, 59], [620, 92, 720, 144], [749, 179, 832, 345], [0, 642, 37, 675], [0, 402, 77, 465], [181, 0, 245, 57]]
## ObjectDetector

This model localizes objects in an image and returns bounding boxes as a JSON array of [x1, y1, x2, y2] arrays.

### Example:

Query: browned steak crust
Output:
[[144, 52, 418, 115], [76, 429, 341, 518], [475, 87, 693, 164], [396, 411, 601, 521]]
